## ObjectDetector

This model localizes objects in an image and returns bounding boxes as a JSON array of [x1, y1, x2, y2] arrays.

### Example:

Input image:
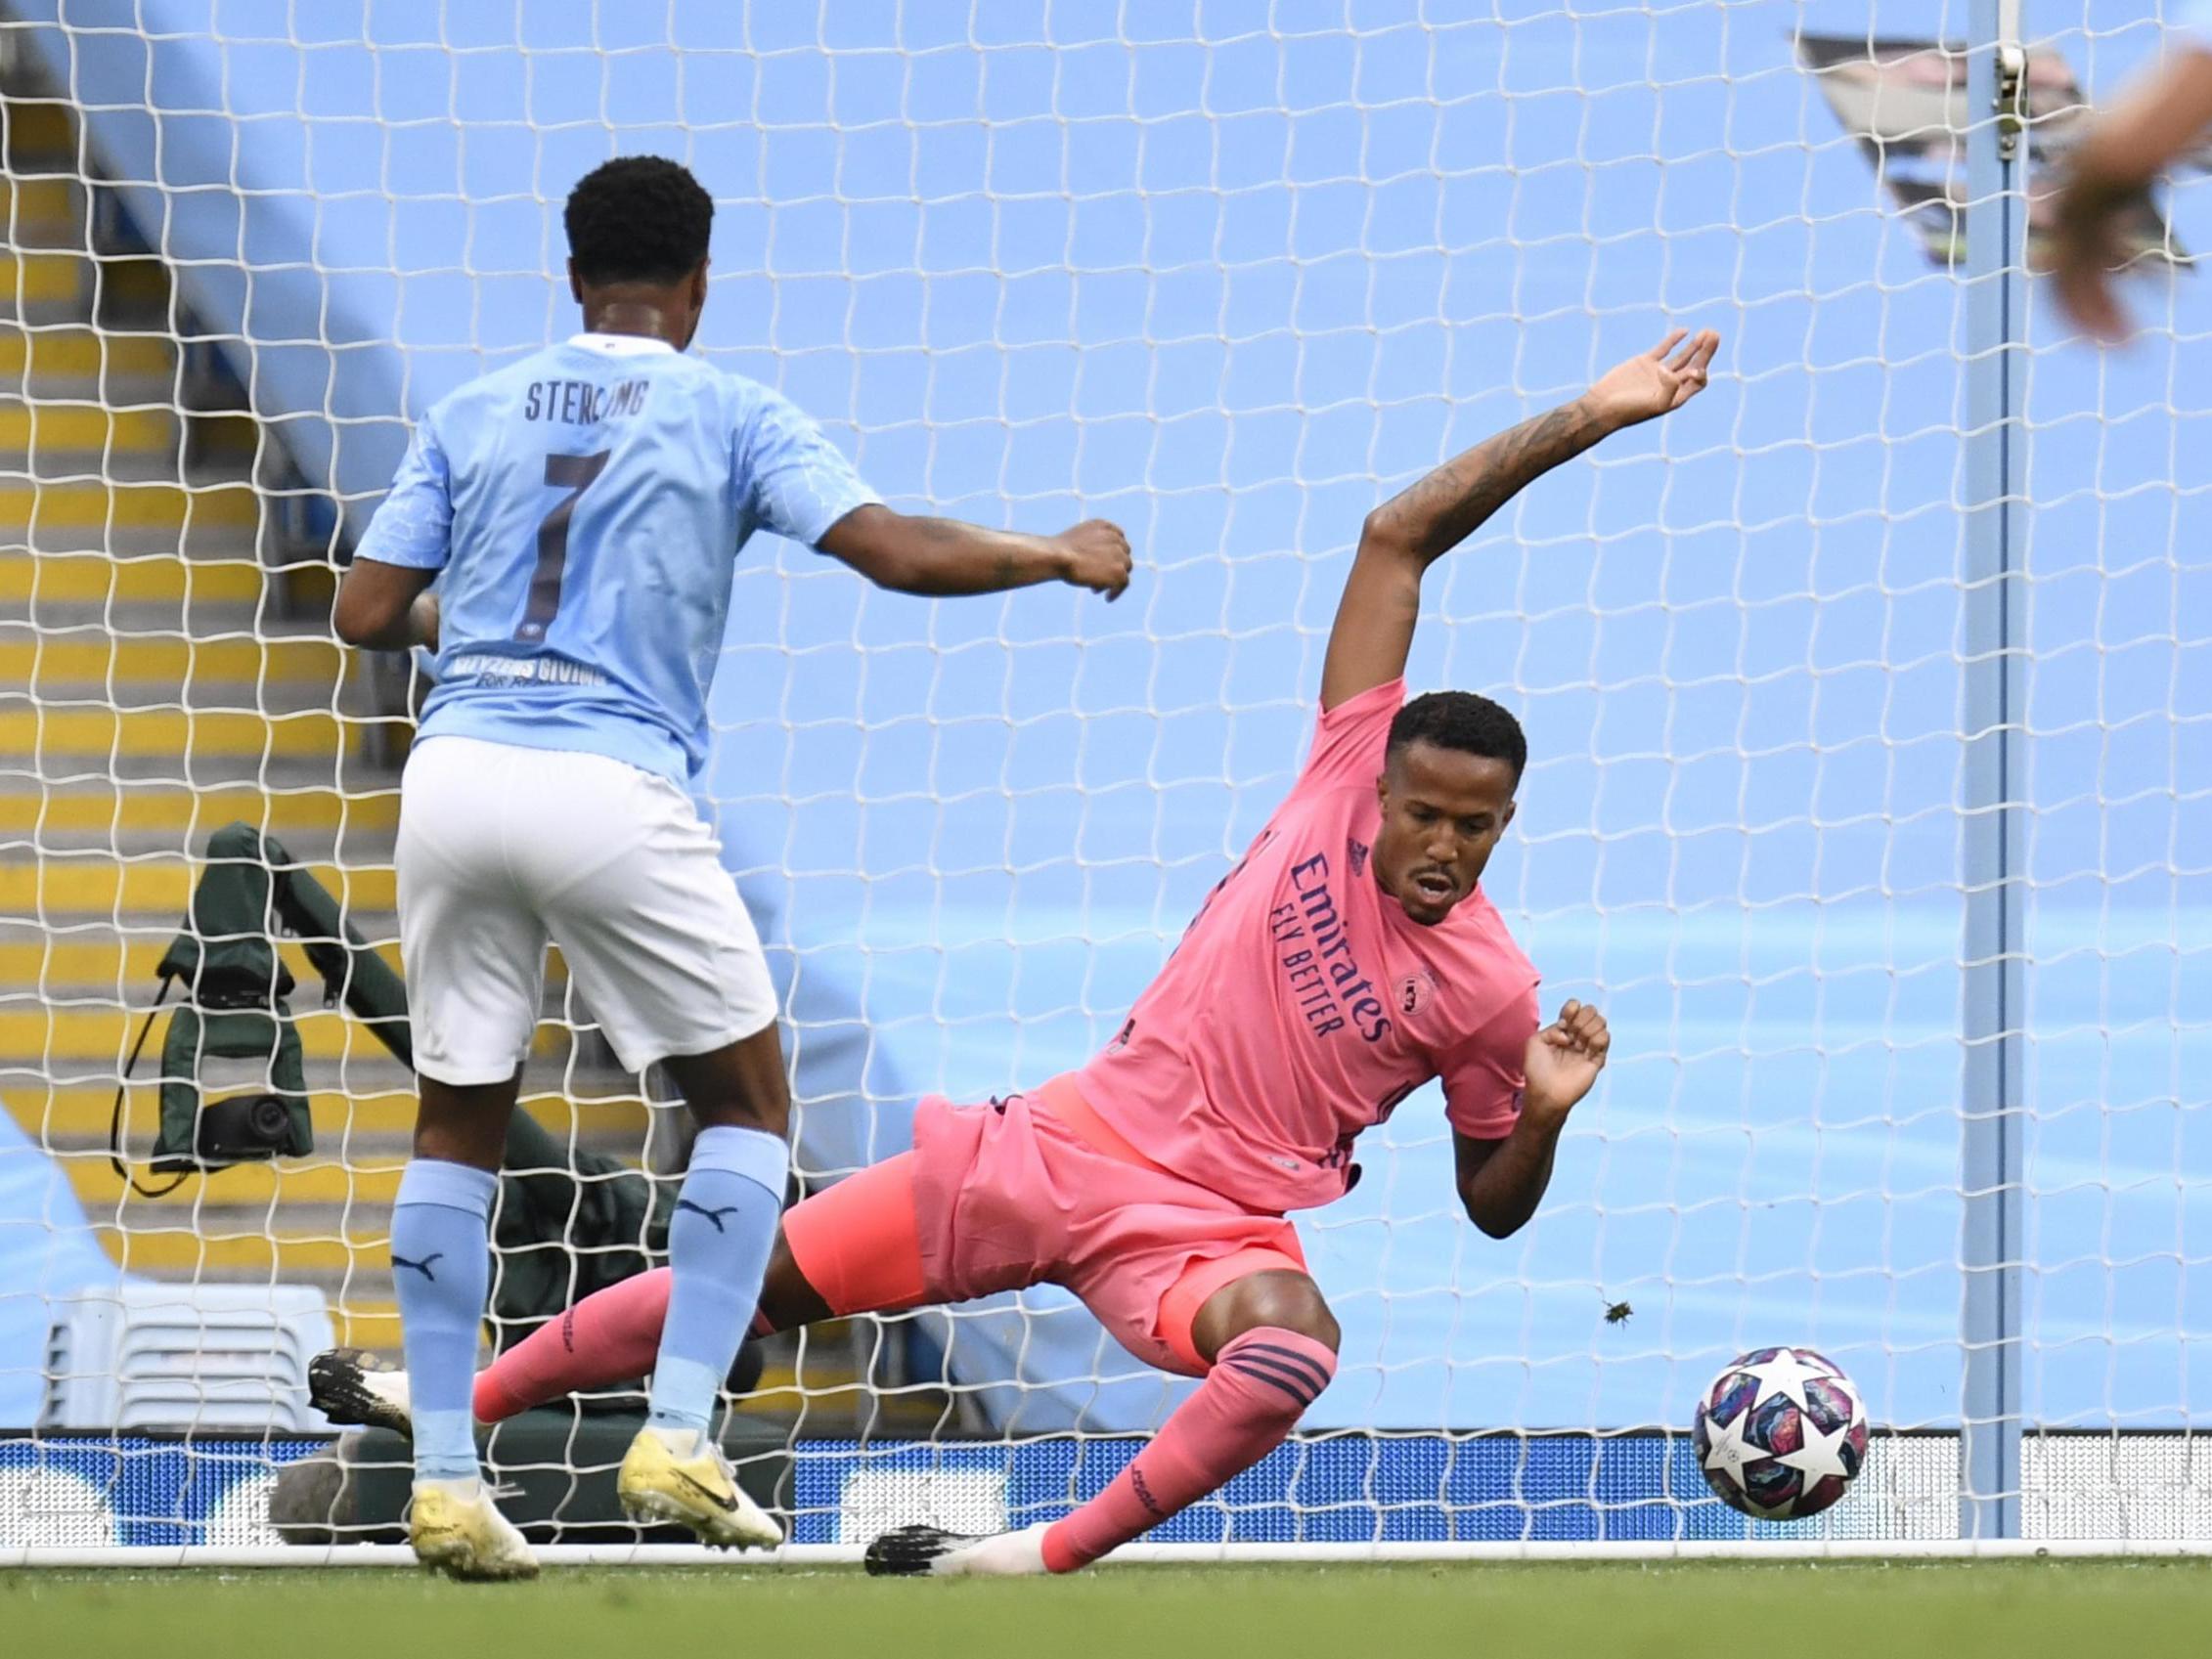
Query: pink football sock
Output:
[[472, 1267, 674, 1422], [1040, 1328, 1337, 1572], [467, 1152, 933, 1422]]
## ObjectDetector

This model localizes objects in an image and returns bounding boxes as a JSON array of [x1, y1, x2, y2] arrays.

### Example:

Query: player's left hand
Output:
[[1523, 999, 1610, 1120], [1581, 328, 1720, 431], [2044, 183, 2134, 343], [1053, 517, 1134, 601]]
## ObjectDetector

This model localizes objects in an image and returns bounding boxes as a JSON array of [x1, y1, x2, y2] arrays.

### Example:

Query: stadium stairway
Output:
[[0, 91, 656, 1364], [0, 85, 907, 1430]]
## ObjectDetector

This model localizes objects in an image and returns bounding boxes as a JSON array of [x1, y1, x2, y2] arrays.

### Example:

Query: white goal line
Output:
[[8, 1540, 2211, 1569]]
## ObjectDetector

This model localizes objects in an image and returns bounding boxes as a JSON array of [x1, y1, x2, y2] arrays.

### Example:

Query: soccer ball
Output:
[[1693, 1346, 1870, 1520]]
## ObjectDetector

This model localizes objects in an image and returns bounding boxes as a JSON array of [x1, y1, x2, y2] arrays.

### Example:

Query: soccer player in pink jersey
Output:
[[312, 327, 1720, 1573]]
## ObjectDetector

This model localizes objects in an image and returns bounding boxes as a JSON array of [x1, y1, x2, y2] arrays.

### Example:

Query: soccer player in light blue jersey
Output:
[[332, 156, 1131, 1580]]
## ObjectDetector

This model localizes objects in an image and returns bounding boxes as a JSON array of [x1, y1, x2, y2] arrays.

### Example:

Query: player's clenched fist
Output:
[[1523, 998, 1611, 1119], [1053, 517, 1133, 600]]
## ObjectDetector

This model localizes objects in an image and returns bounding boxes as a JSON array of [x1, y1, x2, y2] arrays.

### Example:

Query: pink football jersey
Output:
[[1075, 678, 1541, 1213]]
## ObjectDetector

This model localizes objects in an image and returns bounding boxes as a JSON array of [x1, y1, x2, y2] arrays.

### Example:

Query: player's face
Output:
[[1372, 741, 1519, 927]]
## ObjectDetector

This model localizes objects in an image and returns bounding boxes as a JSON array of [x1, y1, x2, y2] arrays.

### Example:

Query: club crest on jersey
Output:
[[1395, 970, 1438, 1017], [1348, 839, 1370, 877]]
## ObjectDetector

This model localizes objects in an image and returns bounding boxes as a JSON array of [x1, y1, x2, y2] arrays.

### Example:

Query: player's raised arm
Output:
[[735, 383, 1133, 602], [1320, 328, 1719, 711], [819, 504, 1132, 601]]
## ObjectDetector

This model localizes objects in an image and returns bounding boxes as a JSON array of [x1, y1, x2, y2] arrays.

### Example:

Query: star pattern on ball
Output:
[[1739, 1346, 1829, 1412], [1695, 1347, 1869, 1522], [1776, 1414, 1855, 1485], [1701, 1399, 1759, 1480]]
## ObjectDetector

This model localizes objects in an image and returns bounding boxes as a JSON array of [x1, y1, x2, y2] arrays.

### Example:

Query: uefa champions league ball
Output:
[[1693, 1346, 1870, 1520]]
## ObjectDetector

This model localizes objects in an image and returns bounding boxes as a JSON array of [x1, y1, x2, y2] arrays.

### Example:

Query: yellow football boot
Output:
[[409, 1481, 540, 1582], [616, 1428, 782, 1550]]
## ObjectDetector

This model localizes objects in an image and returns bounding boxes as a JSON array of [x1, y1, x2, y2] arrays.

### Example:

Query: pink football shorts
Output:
[[782, 1075, 1306, 1377]]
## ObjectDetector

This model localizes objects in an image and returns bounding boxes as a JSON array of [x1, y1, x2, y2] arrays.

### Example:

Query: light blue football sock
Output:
[[390, 1157, 497, 1483], [645, 1124, 788, 1437]]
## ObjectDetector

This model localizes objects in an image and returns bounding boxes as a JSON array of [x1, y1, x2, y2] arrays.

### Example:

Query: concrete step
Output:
[[0, 935, 173, 985], [0, 632, 347, 688], [0, 480, 257, 537], [0, 522, 272, 564], [0, 853, 398, 918], [0, 999, 416, 1066], [0, 596, 342, 651], [0, 703, 374, 762], [0, 547, 269, 603], [89, 1221, 388, 1283], [1, 604, 340, 640], [0, 399, 177, 456], [0, 1001, 415, 1065], [0, 937, 413, 997], [21, 1006, 579, 1070], [0, 250, 78, 307], [8, 684, 355, 722], [0, 564, 337, 628], [0, 938, 615, 1014], [0, 780, 402, 846], [0, 746, 402, 797], [0, 699, 380, 756], [3, 99, 77, 166], [67, 1153, 408, 1210], [22, 1086, 416, 1144], [0, 254, 168, 322], [0, 327, 175, 386], [328, 1300, 403, 1350], [0, 390, 248, 471], [0, 174, 77, 234], [0, 440, 243, 485]]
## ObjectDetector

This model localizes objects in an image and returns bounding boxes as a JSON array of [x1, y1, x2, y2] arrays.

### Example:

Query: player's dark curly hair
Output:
[[564, 155, 714, 286], [1386, 690, 1527, 784]]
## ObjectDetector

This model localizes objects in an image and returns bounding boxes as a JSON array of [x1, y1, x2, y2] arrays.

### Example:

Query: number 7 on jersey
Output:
[[517, 450, 610, 641]]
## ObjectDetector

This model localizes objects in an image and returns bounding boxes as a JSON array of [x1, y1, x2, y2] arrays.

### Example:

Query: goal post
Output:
[[1, 0, 2208, 1557], [1960, 0, 2030, 1546]]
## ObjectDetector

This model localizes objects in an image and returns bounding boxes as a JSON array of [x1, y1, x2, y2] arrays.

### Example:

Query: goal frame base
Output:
[[7, 1540, 2209, 1568]]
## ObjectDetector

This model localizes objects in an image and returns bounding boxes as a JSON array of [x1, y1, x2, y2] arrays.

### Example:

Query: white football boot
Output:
[[863, 1522, 1053, 1577]]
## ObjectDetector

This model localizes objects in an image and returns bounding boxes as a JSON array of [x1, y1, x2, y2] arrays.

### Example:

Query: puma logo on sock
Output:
[[674, 1199, 744, 1234]]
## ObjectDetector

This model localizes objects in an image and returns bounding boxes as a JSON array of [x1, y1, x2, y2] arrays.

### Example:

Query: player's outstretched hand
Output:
[[1523, 999, 1611, 1120], [1581, 328, 1721, 431], [2044, 180, 2133, 344], [1053, 518, 1134, 601]]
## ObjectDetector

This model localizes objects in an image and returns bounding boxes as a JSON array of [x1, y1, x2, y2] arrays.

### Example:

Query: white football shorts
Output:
[[396, 734, 776, 1084]]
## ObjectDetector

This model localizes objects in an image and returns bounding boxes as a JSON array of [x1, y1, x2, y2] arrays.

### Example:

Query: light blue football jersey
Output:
[[355, 333, 879, 783]]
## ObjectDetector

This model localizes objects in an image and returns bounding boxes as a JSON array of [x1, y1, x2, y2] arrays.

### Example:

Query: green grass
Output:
[[8, 1561, 2212, 1659]]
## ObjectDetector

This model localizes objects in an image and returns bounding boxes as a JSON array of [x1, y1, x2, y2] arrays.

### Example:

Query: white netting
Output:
[[0, 0, 2205, 1553]]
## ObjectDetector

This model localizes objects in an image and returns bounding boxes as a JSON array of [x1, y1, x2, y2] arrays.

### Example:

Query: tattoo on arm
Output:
[[1376, 398, 1606, 567]]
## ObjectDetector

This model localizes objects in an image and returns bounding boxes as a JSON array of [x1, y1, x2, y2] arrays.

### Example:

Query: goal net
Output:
[[2, 0, 2207, 1558]]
